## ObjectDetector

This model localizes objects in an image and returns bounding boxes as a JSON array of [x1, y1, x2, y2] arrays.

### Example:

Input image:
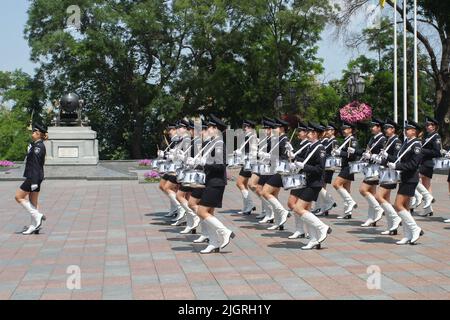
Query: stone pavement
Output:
[[1, 174, 450, 300]]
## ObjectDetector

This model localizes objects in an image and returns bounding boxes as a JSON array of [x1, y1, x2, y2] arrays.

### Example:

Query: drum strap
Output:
[[394, 141, 421, 164], [300, 144, 322, 166], [237, 134, 257, 152], [325, 138, 336, 150], [422, 133, 438, 147], [293, 142, 311, 156], [336, 136, 353, 152], [368, 135, 385, 153], [384, 136, 399, 153], [267, 136, 288, 155]]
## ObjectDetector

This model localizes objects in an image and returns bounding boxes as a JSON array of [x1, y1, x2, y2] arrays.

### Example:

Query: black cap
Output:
[[383, 118, 398, 130], [33, 124, 47, 134], [341, 121, 355, 129], [167, 123, 177, 129], [404, 120, 421, 131], [188, 120, 195, 129], [273, 117, 289, 128], [325, 122, 338, 131], [307, 122, 325, 133], [243, 119, 256, 128], [262, 118, 275, 129], [207, 114, 227, 131], [176, 119, 190, 128], [370, 118, 384, 127], [425, 117, 439, 126], [297, 121, 308, 131]]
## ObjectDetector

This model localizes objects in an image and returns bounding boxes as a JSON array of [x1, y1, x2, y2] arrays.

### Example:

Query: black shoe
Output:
[[267, 219, 274, 224], [418, 211, 433, 217], [389, 229, 398, 235]]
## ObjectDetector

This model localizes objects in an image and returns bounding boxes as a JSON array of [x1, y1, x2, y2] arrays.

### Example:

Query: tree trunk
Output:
[[130, 96, 144, 159], [436, 81, 450, 147]]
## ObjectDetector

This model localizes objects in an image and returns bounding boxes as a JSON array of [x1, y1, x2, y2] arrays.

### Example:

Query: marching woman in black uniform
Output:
[[332, 121, 361, 219], [291, 123, 332, 250], [187, 115, 234, 254], [159, 123, 184, 219], [412, 117, 442, 216], [313, 122, 338, 216], [15, 124, 47, 235], [188, 123, 210, 243], [175, 120, 201, 233], [358, 119, 387, 227], [386, 120, 424, 245], [261, 118, 292, 230], [256, 118, 276, 224], [374, 119, 403, 235], [235, 120, 257, 215], [287, 122, 310, 239]]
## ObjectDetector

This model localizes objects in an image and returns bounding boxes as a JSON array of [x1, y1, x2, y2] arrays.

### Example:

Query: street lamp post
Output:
[[347, 66, 365, 101], [275, 93, 283, 116]]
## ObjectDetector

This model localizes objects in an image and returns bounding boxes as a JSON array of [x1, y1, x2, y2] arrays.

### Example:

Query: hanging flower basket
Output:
[[339, 101, 372, 124]]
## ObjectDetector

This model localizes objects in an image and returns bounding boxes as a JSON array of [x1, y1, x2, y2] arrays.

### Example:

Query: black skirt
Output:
[[266, 173, 283, 188], [291, 186, 322, 202], [338, 166, 355, 181], [380, 183, 397, 190], [419, 165, 433, 179], [179, 186, 193, 193], [448, 172, 450, 183], [191, 188, 204, 200], [362, 179, 379, 186], [324, 171, 334, 184], [239, 167, 252, 178], [199, 186, 226, 208], [162, 174, 178, 184], [20, 179, 43, 193], [398, 182, 418, 197], [257, 174, 272, 186]]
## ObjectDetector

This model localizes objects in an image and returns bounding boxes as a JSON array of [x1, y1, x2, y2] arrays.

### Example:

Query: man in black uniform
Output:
[[15, 124, 47, 235]]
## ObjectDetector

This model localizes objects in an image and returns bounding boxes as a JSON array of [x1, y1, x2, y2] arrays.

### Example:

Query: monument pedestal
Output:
[[44, 127, 99, 165]]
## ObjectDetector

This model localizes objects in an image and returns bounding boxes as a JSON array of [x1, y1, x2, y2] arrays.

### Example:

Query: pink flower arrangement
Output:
[[0, 160, 16, 167], [340, 101, 372, 124], [144, 170, 160, 182], [138, 159, 152, 167]]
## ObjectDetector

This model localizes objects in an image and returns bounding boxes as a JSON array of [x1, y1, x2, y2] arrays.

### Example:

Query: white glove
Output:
[[331, 150, 340, 157], [441, 149, 448, 156], [289, 163, 298, 171], [362, 152, 371, 160], [381, 150, 389, 158], [198, 157, 207, 166], [186, 157, 195, 167], [258, 151, 270, 160], [295, 161, 304, 170], [167, 154, 174, 161], [446, 151, 450, 159], [373, 155, 382, 164], [370, 154, 378, 161], [31, 184, 38, 191], [234, 150, 242, 156], [387, 162, 396, 170], [157, 150, 164, 158], [347, 147, 355, 154]]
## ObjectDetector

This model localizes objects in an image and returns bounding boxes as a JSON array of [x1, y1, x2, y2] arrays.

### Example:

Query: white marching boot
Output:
[[180, 204, 200, 234], [288, 214, 306, 239], [336, 188, 357, 219], [193, 221, 209, 243], [259, 200, 274, 224], [165, 201, 178, 217], [238, 189, 256, 215], [200, 222, 219, 254], [255, 199, 267, 219], [417, 183, 434, 210], [380, 202, 401, 235], [267, 197, 289, 230], [410, 189, 423, 209], [20, 201, 44, 233], [396, 210, 423, 245], [301, 220, 320, 250], [300, 212, 332, 249]]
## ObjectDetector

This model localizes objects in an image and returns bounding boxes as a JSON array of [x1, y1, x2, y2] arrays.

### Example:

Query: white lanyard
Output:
[[267, 135, 288, 155], [293, 141, 311, 157], [422, 133, 437, 147], [337, 136, 353, 152], [384, 136, 399, 153], [394, 141, 421, 164], [368, 135, 384, 153], [300, 144, 322, 166]]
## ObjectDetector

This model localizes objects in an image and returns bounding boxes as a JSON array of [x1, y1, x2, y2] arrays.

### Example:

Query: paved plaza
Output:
[[1, 173, 450, 300]]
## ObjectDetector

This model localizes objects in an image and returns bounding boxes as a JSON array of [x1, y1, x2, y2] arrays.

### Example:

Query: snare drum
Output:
[[243, 158, 253, 172], [151, 159, 164, 170], [181, 170, 206, 188], [362, 164, 381, 182], [251, 163, 260, 174], [434, 157, 450, 170], [176, 168, 186, 183], [275, 160, 292, 176], [325, 156, 342, 171], [259, 164, 273, 176], [349, 161, 368, 174], [227, 154, 243, 169], [166, 162, 182, 175], [157, 161, 169, 174], [379, 168, 401, 185], [282, 173, 307, 190]]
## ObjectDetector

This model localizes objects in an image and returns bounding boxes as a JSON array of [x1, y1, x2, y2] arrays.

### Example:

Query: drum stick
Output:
[[289, 128, 297, 143]]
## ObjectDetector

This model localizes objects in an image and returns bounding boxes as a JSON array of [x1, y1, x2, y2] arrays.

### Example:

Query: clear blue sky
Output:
[[0, 0, 354, 80]]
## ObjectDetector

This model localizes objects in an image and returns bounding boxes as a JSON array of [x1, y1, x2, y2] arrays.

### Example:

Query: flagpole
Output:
[[413, 0, 418, 122], [394, 0, 398, 123], [403, 0, 407, 124]]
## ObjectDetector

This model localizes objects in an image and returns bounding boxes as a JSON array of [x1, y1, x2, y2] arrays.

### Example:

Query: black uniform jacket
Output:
[[269, 134, 290, 161], [395, 138, 423, 183], [301, 140, 326, 188], [338, 135, 360, 167], [23, 140, 46, 184], [203, 136, 227, 187], [421, 132, 441, 168], [294, 139, 311, 162], [324, 137, 337, 156]]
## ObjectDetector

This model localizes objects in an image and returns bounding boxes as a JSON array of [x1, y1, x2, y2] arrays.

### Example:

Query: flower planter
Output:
[[135, 169, 160, 184]]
